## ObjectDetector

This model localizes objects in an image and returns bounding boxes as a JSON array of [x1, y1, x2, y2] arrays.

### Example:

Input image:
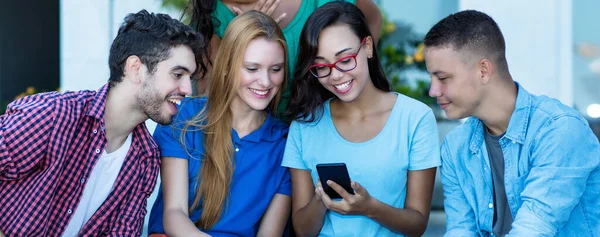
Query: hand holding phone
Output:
[[316, 163, 354, 199]]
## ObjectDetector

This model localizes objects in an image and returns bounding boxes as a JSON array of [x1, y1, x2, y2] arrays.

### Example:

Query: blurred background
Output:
[[1, 0, 599, 236]]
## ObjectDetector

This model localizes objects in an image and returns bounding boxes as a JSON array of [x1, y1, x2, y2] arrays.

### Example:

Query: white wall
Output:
[[460, 0, 573, 106], [60, 0, 180, 92]]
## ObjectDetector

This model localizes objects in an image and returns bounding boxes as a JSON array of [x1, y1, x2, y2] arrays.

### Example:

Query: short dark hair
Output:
[[285, 1, 390, 122], [424, 10, 508, 73], [108, 9, 208, 87]]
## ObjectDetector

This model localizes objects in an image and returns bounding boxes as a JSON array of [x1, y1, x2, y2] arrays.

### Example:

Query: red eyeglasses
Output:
[[308, 37, 367, 78]]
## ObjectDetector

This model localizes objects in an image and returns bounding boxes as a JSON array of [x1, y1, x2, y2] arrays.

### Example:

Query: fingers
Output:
[[274, 13, 287, 23], [318, 186, 334, 206], [351, 181, 367, 195], [264, 0, 281, 15], [231, 6, 243, 15], [253, 0, 266, 11], [318, 187, 349, 214], [326, 180, 352, 200]]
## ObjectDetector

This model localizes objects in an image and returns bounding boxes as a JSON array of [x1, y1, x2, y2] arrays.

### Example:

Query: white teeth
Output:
[[334, 80, 352, 90], [250, 88, 269, 95], [167, 98, 181, 105]]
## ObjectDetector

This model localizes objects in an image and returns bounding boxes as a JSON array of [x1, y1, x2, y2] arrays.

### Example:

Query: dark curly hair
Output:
[[108, 9, 208, 87]]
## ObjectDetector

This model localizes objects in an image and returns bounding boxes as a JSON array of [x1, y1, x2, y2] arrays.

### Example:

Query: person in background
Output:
[[0, 10, 206, 236], [424, 9, 600, 236], [187, 0, 381, 117], [147, 10, 292, 237], [282, 2, 441, 236]]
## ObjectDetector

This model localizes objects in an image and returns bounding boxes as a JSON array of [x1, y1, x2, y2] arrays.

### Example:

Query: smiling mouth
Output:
[[333, 80, 352, 91], [167, 98, 182, 105], [249, 88, 269, 96]]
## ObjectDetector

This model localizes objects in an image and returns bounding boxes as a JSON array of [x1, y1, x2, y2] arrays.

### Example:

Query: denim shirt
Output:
[[441, 83, 600, 237]]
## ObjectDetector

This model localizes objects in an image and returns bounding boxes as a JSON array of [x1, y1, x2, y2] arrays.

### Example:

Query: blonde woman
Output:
[[147, 11, 291, 237]]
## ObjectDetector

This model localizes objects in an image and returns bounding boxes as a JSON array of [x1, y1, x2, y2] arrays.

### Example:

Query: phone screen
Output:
[[316, 163, 354, 199]]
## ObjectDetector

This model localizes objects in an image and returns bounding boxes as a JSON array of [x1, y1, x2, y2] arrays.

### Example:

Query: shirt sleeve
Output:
[[408, 110, 441, 170], [507, 116, 600, 236], [276, 167, 292, 196], [0, 93, 58, 180], [281, 121, 308, 170]]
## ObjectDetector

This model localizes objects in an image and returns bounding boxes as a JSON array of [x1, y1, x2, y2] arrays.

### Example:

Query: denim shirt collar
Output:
[[469, 82, 532, 153]]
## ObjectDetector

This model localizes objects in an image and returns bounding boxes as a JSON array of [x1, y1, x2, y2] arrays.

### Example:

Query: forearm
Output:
[[164, 209, 211, 237], [366, 198, 428, 237], [293, 195, 328, 237]]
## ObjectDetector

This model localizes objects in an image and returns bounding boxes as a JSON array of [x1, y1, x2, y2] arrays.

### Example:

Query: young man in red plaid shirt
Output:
[[0, 10, 208, 236]]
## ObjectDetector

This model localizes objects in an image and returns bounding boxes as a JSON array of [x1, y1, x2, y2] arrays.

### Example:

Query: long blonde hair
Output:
[[181, 10, 287, 229]]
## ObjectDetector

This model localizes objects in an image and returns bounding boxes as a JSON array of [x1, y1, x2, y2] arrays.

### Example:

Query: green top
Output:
[[212, 0, 356, 117]]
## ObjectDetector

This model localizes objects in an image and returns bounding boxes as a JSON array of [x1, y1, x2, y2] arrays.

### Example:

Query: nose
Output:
[[428, 79, 441, 98], [257, 70, 272, 87], [329, 67, 344, 81], [180, 76, 193, 96]]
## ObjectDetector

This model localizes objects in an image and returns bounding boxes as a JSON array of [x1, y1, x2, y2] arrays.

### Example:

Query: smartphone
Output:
[[316, 163, 354, 199]]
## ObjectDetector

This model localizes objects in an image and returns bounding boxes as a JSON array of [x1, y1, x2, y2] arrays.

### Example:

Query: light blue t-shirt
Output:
[[282, 93, 441, 236], [148, 97, 291, 236]]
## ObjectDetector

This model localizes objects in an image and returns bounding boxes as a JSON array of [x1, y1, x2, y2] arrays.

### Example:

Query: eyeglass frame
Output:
[[308, 37, 368, 78]]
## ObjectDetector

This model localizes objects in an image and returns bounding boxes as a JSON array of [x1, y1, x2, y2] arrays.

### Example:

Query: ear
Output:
[[478, 58, 493, 85], [365, 36, 374, 58], [123, 56, 143, 84]]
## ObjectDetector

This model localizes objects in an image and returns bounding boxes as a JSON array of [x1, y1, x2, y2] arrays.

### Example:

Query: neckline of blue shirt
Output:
[[323, 92, 401, 146], [468, 82, 531, 154], [231, 111, 287, 144]]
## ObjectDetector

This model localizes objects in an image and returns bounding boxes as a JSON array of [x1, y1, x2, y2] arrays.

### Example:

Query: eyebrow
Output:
[[243, 61, 285, 66], [172, 65, 191, 73], [315, 47, 352, 59], [432, 71, 446, 76]]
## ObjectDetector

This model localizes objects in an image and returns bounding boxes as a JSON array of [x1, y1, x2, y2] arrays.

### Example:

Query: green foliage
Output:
[[161, 0, 190, 23], [162, 0, 188, 10], [378, 11, 433, 105]]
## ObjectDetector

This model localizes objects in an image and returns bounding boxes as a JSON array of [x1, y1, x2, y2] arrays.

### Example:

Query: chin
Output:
[[248, 103, 270, 111], [444, 111, 468, 120], [150, 113, 174, 125], [334, 91, 360, 103]]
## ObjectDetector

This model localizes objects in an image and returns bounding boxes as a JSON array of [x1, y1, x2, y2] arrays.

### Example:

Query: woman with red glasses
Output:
[[282, 2, 440, 236]]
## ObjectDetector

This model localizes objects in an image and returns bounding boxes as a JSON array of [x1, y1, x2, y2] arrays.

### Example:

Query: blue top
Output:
[[441, 82, 600, 236], [148, 97, 292, 236], [282, 93, 441, 237]]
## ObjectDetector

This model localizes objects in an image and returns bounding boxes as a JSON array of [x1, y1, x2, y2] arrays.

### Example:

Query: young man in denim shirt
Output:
[[423, 10, 600, 237]]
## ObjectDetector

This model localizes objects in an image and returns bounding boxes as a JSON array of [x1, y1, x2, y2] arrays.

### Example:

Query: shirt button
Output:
[[67, 209, 73, 214], [81, 178, 85, 183], [512, 141, 516, 144], [488, 203, 494, 209], [235, 147, 239, 152], [95, 149, 101, 154], [93, 129, 98, 134]]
